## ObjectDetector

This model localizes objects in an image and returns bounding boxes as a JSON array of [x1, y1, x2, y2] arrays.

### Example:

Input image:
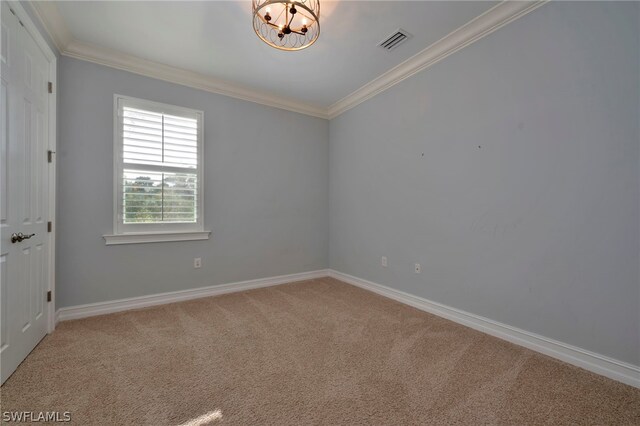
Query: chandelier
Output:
[[252, 0, 320, 51]]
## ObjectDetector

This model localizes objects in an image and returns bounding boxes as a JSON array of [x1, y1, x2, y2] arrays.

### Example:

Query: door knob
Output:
[[10, 232, 36, 243]]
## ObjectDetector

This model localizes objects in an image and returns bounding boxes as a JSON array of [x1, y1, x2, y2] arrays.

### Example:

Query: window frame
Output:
[[104, 95, 209, 245]]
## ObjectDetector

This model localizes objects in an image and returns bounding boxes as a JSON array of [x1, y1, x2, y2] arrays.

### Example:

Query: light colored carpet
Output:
[[1, 277, 639, 425]]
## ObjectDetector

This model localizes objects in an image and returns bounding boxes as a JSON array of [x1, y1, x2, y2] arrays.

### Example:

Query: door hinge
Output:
[[47, 221, 52, 232], [48, 82, 53, 94], [47, 291, 52, 302], [48, 150, 54, 163]]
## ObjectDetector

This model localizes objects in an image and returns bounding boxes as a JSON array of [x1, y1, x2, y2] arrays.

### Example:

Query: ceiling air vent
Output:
[[378, 29, 411, 51]]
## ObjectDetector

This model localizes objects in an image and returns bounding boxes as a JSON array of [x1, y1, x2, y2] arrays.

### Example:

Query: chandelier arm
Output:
[[266, 21, 302, 33]]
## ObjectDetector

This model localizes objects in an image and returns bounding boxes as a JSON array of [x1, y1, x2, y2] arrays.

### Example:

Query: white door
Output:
[[1, 2, 52, 384]]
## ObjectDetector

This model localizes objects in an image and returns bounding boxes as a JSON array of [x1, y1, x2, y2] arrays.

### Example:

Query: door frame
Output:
[[8, 1, 57, 333]]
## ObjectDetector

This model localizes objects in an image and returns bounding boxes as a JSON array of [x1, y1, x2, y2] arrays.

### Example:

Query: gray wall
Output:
[[329, 2, 640, 366], [57, 2, 638, 367], [57, 57, 329, 308]]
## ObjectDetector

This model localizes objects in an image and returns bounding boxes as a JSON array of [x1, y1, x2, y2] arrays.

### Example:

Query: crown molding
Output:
[[27, 0, 72, 52], [62, 39, 329, 119], [27, 2, 328, 119], [27, 0, 548, 120], [327, 0, 549, 119]]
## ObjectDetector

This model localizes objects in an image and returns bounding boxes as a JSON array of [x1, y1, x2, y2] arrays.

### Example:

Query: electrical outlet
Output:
[[194, 257, 202, 269], [415, 263, 421, 274], [381, 256, 388, 267]]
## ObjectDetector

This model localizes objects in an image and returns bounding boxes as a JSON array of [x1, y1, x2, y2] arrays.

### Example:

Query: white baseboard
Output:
[[56, 269, 329, 322], [55, 267, 639, 388], [328, 270, 640, 389]]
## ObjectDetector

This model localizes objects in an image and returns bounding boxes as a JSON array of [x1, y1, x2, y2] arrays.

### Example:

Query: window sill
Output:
[[103, 231, 211, 245]]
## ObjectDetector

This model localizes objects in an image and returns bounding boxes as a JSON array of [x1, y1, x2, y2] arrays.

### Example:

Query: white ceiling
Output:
[[47, 1, 496, 108]]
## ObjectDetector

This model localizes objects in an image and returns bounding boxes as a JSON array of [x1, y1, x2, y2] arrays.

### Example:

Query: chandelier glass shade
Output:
[[252, 0, 320, 51]]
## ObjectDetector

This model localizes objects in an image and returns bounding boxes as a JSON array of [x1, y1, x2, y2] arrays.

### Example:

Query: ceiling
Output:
[[40, 1, 497, 109]]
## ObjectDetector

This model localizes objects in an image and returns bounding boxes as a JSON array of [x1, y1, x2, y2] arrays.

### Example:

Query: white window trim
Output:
[[103, 94, 210, 245], [103, 231, 210, 245]]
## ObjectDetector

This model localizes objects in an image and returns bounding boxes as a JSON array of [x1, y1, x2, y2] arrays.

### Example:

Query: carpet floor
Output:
[[1, 277, 639, 425]]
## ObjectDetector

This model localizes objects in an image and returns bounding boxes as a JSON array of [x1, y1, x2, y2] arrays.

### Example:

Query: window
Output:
[[104, 95, 209, 245]]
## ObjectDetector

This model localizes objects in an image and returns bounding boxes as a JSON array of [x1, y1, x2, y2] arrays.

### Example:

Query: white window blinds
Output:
[[114, 96, 203, 234], [122, 107, 198, 169]]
